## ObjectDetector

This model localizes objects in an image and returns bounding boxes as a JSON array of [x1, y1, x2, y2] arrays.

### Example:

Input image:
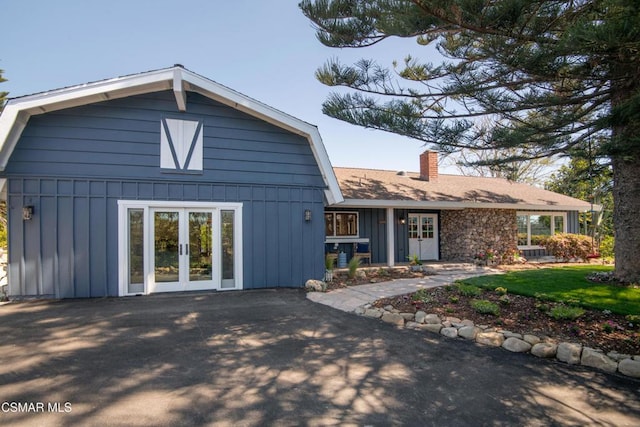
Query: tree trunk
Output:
[[612, 152, 640, 283]]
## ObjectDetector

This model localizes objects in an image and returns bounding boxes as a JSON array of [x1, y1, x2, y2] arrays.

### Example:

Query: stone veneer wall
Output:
[[440, 209, 518, 261]]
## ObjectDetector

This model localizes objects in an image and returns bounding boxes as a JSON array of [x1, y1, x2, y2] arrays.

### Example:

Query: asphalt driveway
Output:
[[1, 289, 639, 426]]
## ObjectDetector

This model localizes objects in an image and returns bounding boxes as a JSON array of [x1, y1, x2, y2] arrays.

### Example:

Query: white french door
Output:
[[150, 208, 215, 293], [408, 213, 439, 261], [118, 201, 242, 296]]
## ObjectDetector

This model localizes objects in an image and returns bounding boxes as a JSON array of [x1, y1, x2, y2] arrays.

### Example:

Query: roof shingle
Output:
[[333, 167, 594, 211]]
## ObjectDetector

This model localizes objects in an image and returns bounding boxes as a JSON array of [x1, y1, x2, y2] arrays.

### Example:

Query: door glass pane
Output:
[[422, 217, 434, 239], [408, 216, 418, 239], [128, 209, 144, 294], [189, 212, 212, 282], [154, 211, 180, 283], [221, 210, 235, 288]]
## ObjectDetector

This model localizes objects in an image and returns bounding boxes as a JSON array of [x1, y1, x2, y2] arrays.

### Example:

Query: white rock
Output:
[[445, 316, 461, 324], [531, 343, 557, 358], [618, 358, 640, 378], [502, 331, 523, 340], [381, 312, 405, 326], [557, 342, 582, 365], [384, 305, 395, 311], [400, 312, 415, 321], [363, 308, 383, 318], [440, 327, 458, 338], [304, 279, 326, 292], [458, 326, 480, 340], [424, 314, 441, 324], [524, 334, 541, 345], [415, 311, 427, 324], [502, 337, 532, 353], [581, 347, 618, 373], [607, 351, 632, 362], [422, 324, 443, 334], [405, 321, 420, 329], [476, 332, 505, 347], [354, 306, 365, 315]]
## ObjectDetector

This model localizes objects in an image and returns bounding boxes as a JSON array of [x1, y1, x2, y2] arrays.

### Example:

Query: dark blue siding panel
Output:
[[5, 177, 326, 297], [8, 196, 23, 295], [567, 211, 579, 233], [73, 197, 90, 298], [90, 197, 108, 297], [57, 197, 74, 298], [40, 196, 57, 296], [24, 197, 41, 295], [6, 91, 324, 188]]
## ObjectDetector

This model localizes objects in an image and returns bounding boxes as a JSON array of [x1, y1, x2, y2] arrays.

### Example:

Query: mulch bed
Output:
[[326, 265, 640, 355]]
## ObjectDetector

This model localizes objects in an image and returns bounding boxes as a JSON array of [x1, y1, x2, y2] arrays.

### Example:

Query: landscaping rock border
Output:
[[354, 304, 640, 380]]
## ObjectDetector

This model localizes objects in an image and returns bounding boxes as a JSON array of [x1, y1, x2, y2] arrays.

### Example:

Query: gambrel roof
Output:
[[0, 65, 343, 204]]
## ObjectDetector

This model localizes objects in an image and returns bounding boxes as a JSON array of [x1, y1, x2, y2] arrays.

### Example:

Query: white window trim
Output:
[[325, 211, 360, 239], [517, 211, 567, 249], [117, 200, 243, 296]]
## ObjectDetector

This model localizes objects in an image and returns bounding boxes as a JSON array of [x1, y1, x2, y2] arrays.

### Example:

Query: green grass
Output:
[[461, 265, 640, 315]]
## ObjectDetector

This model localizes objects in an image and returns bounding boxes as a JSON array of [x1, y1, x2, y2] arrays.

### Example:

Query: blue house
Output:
[[0, 66, 342, 298], [0, 66, 597, 299]]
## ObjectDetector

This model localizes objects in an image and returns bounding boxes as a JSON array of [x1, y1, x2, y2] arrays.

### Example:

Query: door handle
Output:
[[179, 244, 183, 255], [186, 244, 189, 255]]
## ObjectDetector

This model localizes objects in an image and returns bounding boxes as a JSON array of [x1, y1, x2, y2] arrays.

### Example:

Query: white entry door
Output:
[[408, 213, 439, 261]]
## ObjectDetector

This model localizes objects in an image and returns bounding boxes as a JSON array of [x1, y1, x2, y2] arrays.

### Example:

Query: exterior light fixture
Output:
[[23, 206, 34, 221], [304, 209, 312, 222], [399, 216, 406, 225]]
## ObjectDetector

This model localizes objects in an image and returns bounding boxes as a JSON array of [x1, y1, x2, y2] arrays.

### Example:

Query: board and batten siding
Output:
[[4, 91, 327, 298]]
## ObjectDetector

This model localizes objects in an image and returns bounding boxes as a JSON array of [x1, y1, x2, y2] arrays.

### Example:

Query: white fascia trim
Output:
[[334, 199, 598, 212]]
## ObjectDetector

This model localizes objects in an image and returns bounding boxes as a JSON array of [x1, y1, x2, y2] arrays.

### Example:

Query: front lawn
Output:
[[461, 265, 639, 315]]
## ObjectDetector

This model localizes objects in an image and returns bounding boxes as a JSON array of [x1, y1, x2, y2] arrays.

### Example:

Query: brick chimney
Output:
[[419, 150, 439, 181]]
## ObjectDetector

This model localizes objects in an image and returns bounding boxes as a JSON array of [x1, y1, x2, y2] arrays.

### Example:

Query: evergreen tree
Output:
[[546, 156, 613, 239], [0, 69, 7, 107], [300, 0, 640, 282]]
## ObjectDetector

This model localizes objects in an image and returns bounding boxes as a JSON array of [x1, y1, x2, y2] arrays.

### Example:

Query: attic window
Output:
[[160, 118, 203, 172]]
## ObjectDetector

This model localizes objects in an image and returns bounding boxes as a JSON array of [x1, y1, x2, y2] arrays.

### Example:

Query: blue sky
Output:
[[2, 0, 457, 173]]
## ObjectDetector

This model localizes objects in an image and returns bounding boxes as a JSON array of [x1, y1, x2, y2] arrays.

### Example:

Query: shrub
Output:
[[599, 235, 615, 261], [347, 256, 360, 279], [536, 302, 550, 313], [494, 287, 508, 295], [548, 304, 585, 320], [456, 283, 482, 297], [498, 295, 510, 305], [540, 233, 594, 262], [449, 295, 459, 303], [412, 288, 431, 303], [471, 299, 500, 316]]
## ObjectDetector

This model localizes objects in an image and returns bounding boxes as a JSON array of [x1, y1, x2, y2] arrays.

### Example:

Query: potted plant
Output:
[[407, 254, 423, 272], [324, 253, 335, 282]]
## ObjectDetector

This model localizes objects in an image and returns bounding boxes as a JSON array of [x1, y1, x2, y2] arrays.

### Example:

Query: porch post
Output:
[[386, 207, 395, 267]]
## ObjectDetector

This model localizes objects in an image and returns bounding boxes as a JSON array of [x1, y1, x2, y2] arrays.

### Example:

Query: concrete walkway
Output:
[[307, 267, 500, 312]]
